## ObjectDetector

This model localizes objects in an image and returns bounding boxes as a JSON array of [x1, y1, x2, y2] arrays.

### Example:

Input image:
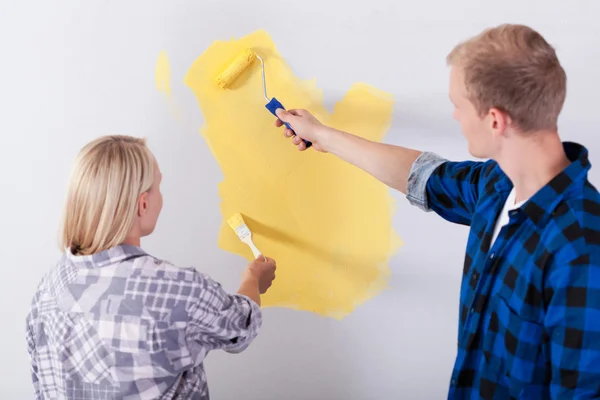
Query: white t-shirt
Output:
[[490, 188, 527, 247]]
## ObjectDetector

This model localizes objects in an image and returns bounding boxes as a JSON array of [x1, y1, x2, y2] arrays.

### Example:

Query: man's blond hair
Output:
[[60, 135, 155, 255], [446, 24, 566, 132]]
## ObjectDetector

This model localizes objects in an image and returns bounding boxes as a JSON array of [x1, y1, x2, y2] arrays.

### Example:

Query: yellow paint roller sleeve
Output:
[[214, 48, 257, 89]]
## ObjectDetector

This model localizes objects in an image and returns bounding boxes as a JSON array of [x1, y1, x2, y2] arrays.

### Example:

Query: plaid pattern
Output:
[[25, 244, 262, 399], [407, 141, 600, 398]]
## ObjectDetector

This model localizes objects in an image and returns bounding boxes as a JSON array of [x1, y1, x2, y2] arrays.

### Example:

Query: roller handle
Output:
[[265, 97, 312, 148]]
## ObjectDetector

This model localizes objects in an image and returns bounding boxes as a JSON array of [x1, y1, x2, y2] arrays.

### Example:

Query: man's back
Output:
[[25, 244, 262, 399]]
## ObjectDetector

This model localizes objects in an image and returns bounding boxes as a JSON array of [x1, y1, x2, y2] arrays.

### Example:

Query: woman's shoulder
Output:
[[134, 252, 218, 287]]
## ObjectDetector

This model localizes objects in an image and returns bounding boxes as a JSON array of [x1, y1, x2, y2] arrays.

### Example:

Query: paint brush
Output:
[[227, 212, 266, 261], [213, 48, 312, 148]]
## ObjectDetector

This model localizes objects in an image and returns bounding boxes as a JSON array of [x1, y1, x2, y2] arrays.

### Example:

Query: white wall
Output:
[[2, 1, 600, 398]]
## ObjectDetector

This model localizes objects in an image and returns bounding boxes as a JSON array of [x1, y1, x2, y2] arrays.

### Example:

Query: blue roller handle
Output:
[[265, 97, 312, 148]]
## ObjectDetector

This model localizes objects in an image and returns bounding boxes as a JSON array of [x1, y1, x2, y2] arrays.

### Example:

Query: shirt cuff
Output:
[[406, 151, 447, 211], [222, 294, 263, 354]]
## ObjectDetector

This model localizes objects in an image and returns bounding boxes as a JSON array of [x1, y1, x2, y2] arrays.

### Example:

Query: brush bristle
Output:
[[227, 212, 246, 230], [227, 212, 252, 241], [214, 48, 256, 89]]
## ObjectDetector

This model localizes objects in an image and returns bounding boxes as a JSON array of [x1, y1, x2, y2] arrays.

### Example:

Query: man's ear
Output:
[[137, 192, 148, 217], [489, 107, 510, 137]]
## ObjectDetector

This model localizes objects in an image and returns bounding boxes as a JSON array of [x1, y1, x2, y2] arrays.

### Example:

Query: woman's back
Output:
[[26, 244, 261, 399]]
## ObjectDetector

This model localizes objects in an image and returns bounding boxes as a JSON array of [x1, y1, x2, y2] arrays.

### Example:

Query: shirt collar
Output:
[[494, 141, 591, 227], [64, 244, 148, 268]]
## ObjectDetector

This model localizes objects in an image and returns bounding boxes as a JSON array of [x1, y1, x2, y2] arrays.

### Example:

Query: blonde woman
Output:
[[25, 135, 276, 399]]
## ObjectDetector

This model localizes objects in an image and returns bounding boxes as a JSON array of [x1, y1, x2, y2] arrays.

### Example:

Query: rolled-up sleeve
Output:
[[406, 151, 448, 211], [186, 272, 262, 354], [406, 151, 493, 226]]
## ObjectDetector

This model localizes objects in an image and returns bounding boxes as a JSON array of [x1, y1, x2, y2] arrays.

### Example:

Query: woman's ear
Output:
[[137, 192, 148, 217]]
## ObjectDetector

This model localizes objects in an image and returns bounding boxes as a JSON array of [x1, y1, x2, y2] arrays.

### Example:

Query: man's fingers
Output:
[[275, 108, 291, 121], [276, 108, 305, 120], [282, 109, 301, 116]]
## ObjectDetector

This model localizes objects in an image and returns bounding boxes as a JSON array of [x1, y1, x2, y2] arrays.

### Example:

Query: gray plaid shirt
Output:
[[25, 244, 262, 399]]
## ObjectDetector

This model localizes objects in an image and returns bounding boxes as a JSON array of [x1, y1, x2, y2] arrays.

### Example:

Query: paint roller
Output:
[[214, 48, 312, 148]]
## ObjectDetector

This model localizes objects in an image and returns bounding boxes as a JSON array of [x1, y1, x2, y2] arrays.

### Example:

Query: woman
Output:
[[25, 135, 276, 399]]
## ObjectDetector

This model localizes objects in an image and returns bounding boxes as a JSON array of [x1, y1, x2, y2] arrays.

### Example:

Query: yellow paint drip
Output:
[[155, 50, 172, 98], [184, 29, 402, 319], [155, 50, 183, 121]]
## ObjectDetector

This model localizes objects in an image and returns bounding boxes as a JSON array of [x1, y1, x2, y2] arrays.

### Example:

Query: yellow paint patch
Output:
[[184, 30, 401, 319], [155, 50, 182, 121], [155, 50, 172, 98]]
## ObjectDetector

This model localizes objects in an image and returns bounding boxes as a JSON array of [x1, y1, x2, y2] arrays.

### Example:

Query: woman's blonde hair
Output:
[[60, 135, 156, 255]]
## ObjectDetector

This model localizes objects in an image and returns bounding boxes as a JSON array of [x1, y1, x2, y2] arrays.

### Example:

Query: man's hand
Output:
[[275, 108, 332, 152], [242, 256, 277, 294]]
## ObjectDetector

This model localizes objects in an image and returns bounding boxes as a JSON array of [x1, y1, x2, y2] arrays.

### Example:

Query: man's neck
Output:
[[496, 130, 570, 204]]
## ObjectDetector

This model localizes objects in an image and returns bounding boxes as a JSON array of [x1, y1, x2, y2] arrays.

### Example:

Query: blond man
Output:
[[25, 136, 276, 399], [275, 24, 600, 398]]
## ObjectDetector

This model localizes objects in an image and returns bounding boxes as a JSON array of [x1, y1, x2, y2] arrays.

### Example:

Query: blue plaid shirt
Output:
[[25, 245, 262, 399], [407, 141, 600, 398]]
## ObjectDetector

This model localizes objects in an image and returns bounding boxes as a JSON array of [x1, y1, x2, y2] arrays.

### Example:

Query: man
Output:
[[274, 24, 600, 398]]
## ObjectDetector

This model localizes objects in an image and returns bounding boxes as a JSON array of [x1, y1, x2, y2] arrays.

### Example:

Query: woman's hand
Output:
[[237, 256, 276, 306]]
